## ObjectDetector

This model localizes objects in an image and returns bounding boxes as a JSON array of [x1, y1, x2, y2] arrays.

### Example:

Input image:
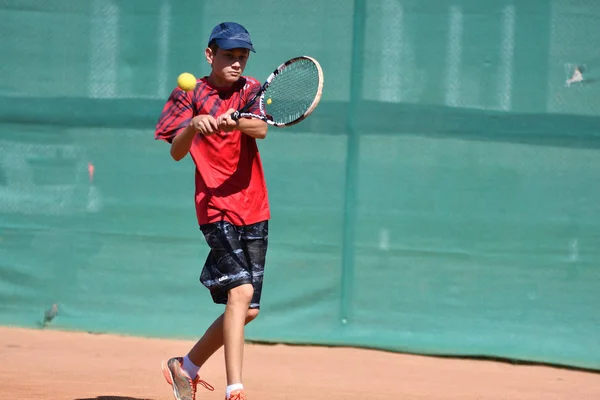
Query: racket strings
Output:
[[264, 59, 320, 125]]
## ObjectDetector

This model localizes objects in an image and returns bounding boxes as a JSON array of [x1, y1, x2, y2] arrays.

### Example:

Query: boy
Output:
[[154, 22, 270, 400]]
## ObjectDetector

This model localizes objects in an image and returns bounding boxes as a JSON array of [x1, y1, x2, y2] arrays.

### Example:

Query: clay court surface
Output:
[[1, 326, 598, 400]]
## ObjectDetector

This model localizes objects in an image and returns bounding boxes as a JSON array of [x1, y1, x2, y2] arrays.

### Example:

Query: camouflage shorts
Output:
[[199, 220, 268, 309]]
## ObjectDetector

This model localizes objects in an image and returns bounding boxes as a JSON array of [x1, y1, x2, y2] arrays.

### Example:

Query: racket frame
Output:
[[231, 56, 324, 127]]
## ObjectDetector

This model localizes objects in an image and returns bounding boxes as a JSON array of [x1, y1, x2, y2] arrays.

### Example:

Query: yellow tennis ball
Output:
[[267, 98, 272, 105], [177, 72, 197, 92]]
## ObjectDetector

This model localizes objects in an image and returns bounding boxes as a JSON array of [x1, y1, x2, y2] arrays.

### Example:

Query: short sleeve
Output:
[[242, 78, 263, 117], [155, 88, 194, 143]]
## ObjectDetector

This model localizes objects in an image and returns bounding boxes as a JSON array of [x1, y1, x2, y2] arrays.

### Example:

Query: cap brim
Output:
[[214, 38, 256, 53]]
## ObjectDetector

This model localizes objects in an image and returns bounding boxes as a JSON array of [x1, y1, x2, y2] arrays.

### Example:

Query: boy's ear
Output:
[[205, 47, 214, 65]]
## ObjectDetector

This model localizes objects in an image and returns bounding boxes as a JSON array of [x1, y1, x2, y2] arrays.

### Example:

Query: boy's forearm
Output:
[[238, 118, 268, 139], [170, 117, 266, 161], [170, 124, 197, 161]]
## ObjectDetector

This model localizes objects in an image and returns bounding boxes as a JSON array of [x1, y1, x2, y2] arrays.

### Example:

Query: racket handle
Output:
[[231, 111, 241, 121]]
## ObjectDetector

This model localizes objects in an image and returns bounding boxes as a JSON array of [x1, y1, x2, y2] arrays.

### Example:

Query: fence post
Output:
[[340, 0, 366, 326]]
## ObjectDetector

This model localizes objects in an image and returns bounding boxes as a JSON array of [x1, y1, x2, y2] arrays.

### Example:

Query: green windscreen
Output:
[[1, 0, 599, 371]]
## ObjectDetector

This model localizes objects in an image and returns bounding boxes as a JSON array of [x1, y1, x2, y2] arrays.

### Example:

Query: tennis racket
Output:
[[231, 56, 324, 127]]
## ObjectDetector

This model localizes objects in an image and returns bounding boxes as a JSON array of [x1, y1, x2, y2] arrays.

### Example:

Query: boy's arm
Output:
[[155, 89, 194, 154], [217, 109, 268, 139], [235, 117, 268, 139], [155, 88, 221, 161], [216, 78, 268, 139], [169, 124, 197, 161], [170, 115, 220, 161]]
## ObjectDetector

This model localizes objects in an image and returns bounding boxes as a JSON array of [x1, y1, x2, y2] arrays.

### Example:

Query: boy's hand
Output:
[[217, 108, 240, 133], [190, 115, 218, 136]]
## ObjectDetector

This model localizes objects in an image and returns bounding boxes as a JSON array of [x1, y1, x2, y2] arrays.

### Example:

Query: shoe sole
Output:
[[161, 359, 182, 400]]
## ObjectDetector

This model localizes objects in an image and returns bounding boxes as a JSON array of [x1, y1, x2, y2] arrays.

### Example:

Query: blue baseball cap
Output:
[[208, 22, 256, 53]]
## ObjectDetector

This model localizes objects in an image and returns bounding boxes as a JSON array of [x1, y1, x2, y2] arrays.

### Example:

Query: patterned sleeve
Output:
[[243, 78, 263, 117], [155, 88, 194, 143]]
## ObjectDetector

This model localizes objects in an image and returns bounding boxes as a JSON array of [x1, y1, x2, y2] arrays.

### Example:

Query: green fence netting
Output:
[[1, 0, 599, 370]]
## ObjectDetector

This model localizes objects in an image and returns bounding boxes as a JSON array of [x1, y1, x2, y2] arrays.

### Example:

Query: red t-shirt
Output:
[[155, 76, 270, 226]]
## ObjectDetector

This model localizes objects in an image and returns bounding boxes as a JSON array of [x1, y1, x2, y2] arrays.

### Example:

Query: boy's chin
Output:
[[211, 72, 241, 87]]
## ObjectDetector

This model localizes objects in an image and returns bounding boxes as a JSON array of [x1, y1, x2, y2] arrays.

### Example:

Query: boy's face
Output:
[[206, 47, 250, 87]]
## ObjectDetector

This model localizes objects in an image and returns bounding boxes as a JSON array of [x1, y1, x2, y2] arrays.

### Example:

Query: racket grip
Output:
[[231, 111, 241, 121]]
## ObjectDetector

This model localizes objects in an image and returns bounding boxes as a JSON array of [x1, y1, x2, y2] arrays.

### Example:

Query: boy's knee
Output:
[[228, 283, 254, 305], [246, 308, 259, 323]]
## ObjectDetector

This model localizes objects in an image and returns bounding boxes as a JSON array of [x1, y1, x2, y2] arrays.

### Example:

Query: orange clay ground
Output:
[[1, 326, 598, 400]]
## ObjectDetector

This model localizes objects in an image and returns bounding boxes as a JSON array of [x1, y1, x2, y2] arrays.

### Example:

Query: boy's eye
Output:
[[225, 53, 246, 62]]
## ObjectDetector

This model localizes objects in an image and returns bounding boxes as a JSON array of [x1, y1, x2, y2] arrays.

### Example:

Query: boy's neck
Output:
[[207, 74, 238, 90]]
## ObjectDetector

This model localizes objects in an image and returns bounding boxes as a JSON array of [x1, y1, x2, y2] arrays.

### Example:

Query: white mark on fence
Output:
[[89, 0, 119, 98], [565, 64, 585, 87], [157, 0, 171, 98], [498, 4, 515, 111], [380, 0, 405, 102], [568, 238, 579, 262], [379, 228, 390, 251], [445, 6, 463, 107]]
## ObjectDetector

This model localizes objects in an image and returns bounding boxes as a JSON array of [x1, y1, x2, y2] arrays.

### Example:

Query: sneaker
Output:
[[227, 389, 247, 400], [161, 357, 214, 400]]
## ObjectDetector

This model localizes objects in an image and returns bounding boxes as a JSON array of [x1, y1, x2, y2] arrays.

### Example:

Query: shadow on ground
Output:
[[74, 396, 155, 400]]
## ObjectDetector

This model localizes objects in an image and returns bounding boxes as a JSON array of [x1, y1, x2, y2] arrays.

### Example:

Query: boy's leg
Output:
[[223, 283, 254, 385], [161, 221, 248, 400], [223, 221, 268, 395], [162, 310, 259, 400], [198, 221, 267, 394], [162, 220, 267, 400], [186, 309, 259, 371], [161, 357, 214, 400], [240, 221, 268, 310]]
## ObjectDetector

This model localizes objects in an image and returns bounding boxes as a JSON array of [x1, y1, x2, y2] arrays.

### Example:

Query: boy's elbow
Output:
[[170, 147, 185, 161], [256, 130, 267, 139], [256, 124, 268, 139]]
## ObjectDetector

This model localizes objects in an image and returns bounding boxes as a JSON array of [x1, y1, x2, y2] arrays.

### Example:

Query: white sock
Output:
[[182, 355, 200, 378], [226, 383, 244, 399]]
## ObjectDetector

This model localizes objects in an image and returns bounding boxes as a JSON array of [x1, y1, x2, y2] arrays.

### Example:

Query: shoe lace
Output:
[[229, 390, 246, 400], [190, 375, 215, 399]]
